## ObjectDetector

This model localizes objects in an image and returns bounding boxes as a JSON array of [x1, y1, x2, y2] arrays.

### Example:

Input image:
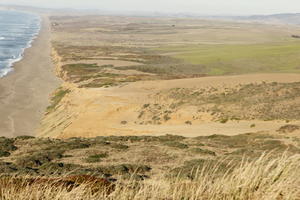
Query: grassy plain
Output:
[[51, 15, 300, 83], [156, 41, 300, 75]]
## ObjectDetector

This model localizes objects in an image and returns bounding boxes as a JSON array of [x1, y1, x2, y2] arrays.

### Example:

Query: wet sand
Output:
[[0, 15, 60, 137]]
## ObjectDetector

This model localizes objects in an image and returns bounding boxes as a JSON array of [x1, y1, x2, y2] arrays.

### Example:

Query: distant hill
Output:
[[234, 13, 300, 25], [203, 13, 300, 25], [2, 4, 300, 24]]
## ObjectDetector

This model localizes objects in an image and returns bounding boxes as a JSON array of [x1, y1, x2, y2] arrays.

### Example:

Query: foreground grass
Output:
[[0, 154, 299, 200], [0, 133, 299, 199], [156, 41, 300, 75]]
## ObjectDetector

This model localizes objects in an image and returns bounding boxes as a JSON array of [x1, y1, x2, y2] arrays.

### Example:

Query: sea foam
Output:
[[0, 10, 40, 78]]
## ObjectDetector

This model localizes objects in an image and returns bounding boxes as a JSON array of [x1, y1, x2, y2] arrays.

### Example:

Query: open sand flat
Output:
[[0, 16, 60, 137], [40, 73, 300, 138]]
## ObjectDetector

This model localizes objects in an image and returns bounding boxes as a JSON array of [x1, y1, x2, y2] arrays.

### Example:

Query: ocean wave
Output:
[[0, 35, 37, 78], [0, 10, 40, 78], [0, 66, 13, 77], [0, 54, 23, 78]]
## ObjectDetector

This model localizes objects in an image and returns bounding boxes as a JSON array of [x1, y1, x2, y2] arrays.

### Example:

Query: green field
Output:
[[156, 41, 300, 75]]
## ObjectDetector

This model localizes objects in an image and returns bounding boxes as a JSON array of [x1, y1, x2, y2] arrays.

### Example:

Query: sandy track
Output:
[[0, 16, 60, 137]]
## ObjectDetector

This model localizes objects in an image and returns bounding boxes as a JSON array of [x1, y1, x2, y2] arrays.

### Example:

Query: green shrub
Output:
[[185, 121, 192, 125], [105, 164, 151, 175], [158, 134, 185, 142], [170, 159, 228, 179], [0, 162, 18, 173], [85, 153, 108, 163], [163, 141, 189, 149], [219, 118, 229, 124], [110, 143, 129, 150], [0, 138, 17, 152], [0, 151, 10, 157], [38, 162, 81, 175], [15, 150, 65, 168], [163, 115, 171, 121], [190, 148, 216, 156], [15, 136, 35, 140]]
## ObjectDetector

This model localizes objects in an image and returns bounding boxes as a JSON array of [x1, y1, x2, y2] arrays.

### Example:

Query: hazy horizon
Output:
[[1, 0, 300, 16]]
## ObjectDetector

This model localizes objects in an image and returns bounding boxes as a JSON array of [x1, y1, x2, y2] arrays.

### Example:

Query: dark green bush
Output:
[[105, 164, 151, 175], [15, 150, 65, 168], [15, 136, 35, 140], [163, 141, 189, 149], [0, 138, 17, 152], [110, 143, 129, 150], [190, 148, 216, 156], [0, 151, 10, 157], [85, 153, 108, 163]]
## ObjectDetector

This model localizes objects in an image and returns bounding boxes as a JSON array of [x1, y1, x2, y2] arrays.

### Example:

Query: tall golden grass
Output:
[[0, 153, 299, 200]]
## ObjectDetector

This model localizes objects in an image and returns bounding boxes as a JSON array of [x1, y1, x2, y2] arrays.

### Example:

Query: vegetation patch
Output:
[[0, 133, 298, 182], [110, 143, 129, 150], [277, 124, 300, 133], [156, 42, 300, 75], [0, 138, 17, 152], [163, 141, 189, 149], [190, 148, 216, 156], [138, 82, 300, 123], [85, 153, 108, 163], [47, 88, 71, 113]]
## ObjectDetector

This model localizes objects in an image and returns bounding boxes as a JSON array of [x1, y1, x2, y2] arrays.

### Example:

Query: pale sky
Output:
[[1, 0, 300, 15]]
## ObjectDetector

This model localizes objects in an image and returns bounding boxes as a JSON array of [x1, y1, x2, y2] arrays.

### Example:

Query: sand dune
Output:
[[40, 73, 300, 138]]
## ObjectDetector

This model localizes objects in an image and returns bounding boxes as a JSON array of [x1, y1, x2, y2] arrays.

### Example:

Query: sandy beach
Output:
[[0, 15, 60, 137]]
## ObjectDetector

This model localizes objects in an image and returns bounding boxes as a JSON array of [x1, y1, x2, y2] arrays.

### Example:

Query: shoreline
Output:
[[0, 14, 61, 137]]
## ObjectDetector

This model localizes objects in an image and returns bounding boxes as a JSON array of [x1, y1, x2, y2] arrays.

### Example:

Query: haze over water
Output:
[[0, 10, 40, 77]]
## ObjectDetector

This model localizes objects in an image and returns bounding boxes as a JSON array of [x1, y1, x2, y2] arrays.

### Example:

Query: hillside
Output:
[[1, 126, 300, 199], [234, 13, 300, 25]]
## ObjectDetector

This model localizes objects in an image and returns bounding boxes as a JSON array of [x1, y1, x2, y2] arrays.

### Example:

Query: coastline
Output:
[[0, 14, 61, 137]]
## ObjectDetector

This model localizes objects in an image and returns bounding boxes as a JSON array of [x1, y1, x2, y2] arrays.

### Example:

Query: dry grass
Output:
[[0, 154, 299, 200], [135, 82, 300, 124]]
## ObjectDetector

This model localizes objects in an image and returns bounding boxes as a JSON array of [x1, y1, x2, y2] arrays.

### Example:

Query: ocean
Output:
[[0, 10, 40, 77]]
